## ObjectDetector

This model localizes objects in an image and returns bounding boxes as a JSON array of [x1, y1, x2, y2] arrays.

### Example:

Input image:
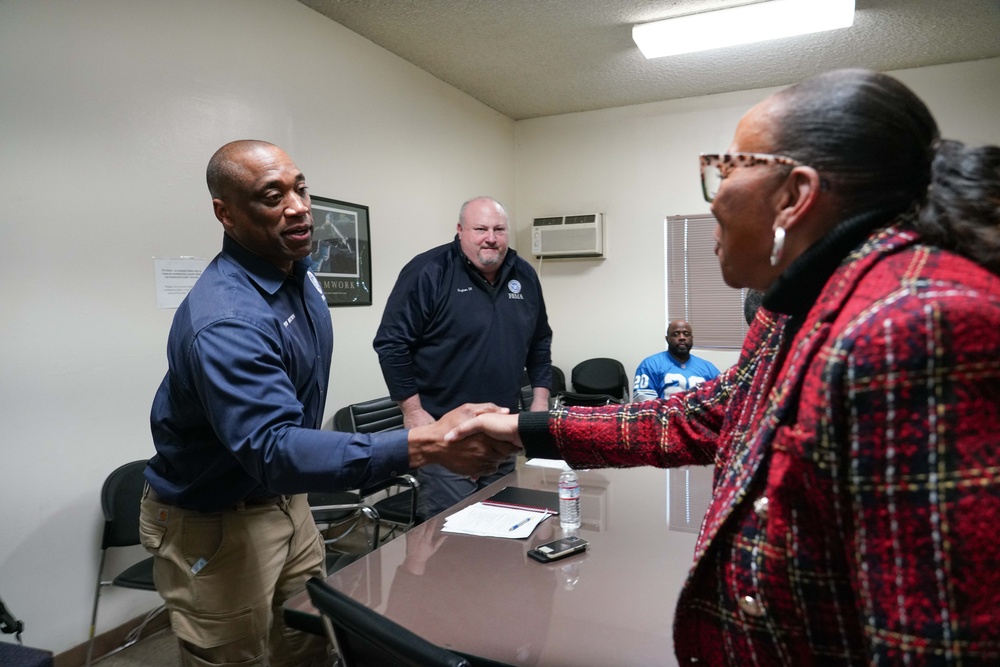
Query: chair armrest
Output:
[[310, 502, 381, 551], [359, 473, 418, 497], [309, 500, 379, 516], [360, 474, 420, 528]]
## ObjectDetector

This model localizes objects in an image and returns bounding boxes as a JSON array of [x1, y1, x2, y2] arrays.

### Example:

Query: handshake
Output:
[[407, 403, 524, 478]]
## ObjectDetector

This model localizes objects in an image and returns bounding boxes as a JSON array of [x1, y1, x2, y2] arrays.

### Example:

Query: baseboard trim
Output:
[[54, 608, 170, 667]]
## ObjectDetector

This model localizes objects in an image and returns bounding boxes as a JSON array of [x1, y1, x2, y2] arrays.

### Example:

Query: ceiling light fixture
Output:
[[632, 0, 855, 59]]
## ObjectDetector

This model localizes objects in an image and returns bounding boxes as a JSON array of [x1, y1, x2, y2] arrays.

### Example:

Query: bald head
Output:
[[206, 140, 281, 200], [204, 140, 313, 274], [458, 196, 508, 227], [666, 320, 694, 361]]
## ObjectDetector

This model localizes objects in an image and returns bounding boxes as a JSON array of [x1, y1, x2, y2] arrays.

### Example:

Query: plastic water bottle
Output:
[[559, 469, 581, 530]]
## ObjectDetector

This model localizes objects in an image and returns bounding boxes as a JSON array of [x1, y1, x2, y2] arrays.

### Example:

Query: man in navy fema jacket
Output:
[[374, 196, 553, 519]]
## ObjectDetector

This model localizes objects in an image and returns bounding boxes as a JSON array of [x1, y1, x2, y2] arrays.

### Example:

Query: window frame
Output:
[[664, 214, 750, 349]]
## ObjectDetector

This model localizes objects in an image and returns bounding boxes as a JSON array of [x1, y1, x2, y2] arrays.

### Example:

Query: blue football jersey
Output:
[[632, 352, 720, 401]]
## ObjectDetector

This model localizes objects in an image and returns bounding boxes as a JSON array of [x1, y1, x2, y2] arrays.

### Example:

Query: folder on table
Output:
[[482, 486, 559, 515]]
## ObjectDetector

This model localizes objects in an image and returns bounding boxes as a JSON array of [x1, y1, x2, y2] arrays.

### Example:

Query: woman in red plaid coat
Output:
[[450, 69, 1000, 665]]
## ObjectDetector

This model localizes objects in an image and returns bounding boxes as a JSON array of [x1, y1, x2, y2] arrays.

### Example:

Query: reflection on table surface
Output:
[[285, 462, 700, 666]]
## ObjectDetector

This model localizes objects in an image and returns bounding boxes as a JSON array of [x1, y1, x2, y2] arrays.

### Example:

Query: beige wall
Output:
[[1, 0, 998, 654], [515, 57, 1000, 379], [0, 0, 514, 653]]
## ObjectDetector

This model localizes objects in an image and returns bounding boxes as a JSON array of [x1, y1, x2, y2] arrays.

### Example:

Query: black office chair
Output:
[[306, 577, 471, 667], [555, 358, 629, 407], [85, 461, 164, 667], [335, 397, 420, 534], [311, 397, 419, 551], [335, 396, 405, 434], [551, 365, 566, 395]]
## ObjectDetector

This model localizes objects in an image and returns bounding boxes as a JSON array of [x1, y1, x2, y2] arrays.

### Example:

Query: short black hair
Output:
[[743, 289, 764, 326]]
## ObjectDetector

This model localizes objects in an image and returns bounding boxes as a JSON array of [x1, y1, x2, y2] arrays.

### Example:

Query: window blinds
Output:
[[665, 214, 749, 349]]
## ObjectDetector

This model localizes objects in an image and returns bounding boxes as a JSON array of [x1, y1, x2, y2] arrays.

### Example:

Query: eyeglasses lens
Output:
[[703, 164, 722, 202]]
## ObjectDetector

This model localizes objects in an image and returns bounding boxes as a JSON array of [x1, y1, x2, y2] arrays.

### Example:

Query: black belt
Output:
[[146, 485, 289, 511]]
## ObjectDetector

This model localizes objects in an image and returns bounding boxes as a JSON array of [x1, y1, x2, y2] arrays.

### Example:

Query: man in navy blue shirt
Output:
[[374, 196, 553, 519], [141, 141, 512, 667]]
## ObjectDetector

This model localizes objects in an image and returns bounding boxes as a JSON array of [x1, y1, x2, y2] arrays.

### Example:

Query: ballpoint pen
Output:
[[509, 517, 532, 531]]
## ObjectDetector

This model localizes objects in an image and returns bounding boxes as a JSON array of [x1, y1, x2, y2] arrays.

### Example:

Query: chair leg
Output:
[[90, 605, 166, 664], [122, 605, 166, 648], [360, 506, 380, 551], [85, 550, 109, 667], [321, 614, 345, 667]]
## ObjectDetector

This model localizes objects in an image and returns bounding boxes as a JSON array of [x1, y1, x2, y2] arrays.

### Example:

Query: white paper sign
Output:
[[154, 257, 208, 309]]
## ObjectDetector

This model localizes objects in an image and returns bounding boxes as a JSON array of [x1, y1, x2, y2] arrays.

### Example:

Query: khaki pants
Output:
[[139, 490, 328, 667]]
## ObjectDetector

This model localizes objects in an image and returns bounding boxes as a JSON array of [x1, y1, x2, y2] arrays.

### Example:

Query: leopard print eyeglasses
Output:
[[699, 152, 801, 203]]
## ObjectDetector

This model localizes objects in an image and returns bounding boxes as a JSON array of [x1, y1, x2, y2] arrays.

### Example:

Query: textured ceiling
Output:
[[296, 0, 1000, 120]]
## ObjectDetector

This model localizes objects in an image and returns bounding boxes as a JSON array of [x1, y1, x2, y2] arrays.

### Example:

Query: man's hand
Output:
[[408, 403, 518, 477], [399, 395, 436, 429]]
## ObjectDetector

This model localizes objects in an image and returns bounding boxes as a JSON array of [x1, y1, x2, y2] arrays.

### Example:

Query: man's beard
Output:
[[477, 248, 502, 266]]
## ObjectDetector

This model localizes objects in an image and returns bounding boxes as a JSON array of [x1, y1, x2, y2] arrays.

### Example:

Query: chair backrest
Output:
[[306, 577, 470, 667], [100, 460, 149, 549], [570, 358, 628, 400], [336, 397, 404, 434], [551, 365, 566, 394]]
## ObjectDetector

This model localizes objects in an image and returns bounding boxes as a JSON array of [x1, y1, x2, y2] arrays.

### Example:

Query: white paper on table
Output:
[[525, 458, 571, 471], [441, 502, 551, 538]]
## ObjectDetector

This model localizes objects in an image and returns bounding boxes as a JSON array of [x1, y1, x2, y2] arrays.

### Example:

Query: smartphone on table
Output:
[[527, 535, 589, 563]]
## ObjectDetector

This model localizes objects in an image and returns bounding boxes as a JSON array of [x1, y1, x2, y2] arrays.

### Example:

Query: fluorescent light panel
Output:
[[632, 0, 855, 59]]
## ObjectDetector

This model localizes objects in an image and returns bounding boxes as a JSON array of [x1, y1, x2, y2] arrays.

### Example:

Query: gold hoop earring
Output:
[[769, 227, 786, 267]]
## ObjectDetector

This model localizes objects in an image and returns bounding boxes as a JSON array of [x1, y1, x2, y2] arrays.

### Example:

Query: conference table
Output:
[[283, 461, 700, 666]]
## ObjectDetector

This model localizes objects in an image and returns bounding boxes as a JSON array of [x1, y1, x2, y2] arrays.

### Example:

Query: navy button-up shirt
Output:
[[146, 234, 408, 512]]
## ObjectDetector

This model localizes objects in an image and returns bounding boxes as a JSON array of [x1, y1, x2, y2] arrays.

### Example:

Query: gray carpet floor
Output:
[[96, 628, 180, 667]]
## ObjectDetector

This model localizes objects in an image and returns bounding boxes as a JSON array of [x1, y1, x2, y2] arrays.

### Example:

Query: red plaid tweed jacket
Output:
[[533, 224, 1000, 665]]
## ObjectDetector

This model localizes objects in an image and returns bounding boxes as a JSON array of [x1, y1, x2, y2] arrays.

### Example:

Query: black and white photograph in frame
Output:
[[309, 196, 372, 306]]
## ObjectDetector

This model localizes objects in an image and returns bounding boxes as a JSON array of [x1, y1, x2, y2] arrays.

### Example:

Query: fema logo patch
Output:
[[507, 280, 522, 294], [307, 271, 324, 296]]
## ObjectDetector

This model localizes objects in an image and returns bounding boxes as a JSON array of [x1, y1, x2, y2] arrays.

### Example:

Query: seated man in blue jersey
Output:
[[632, 319, 720, 401]]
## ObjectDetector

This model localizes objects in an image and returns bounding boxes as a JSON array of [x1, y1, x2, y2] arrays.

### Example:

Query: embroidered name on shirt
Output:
[[457, 287, 473, 293], [283, 314, 296, 327]]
